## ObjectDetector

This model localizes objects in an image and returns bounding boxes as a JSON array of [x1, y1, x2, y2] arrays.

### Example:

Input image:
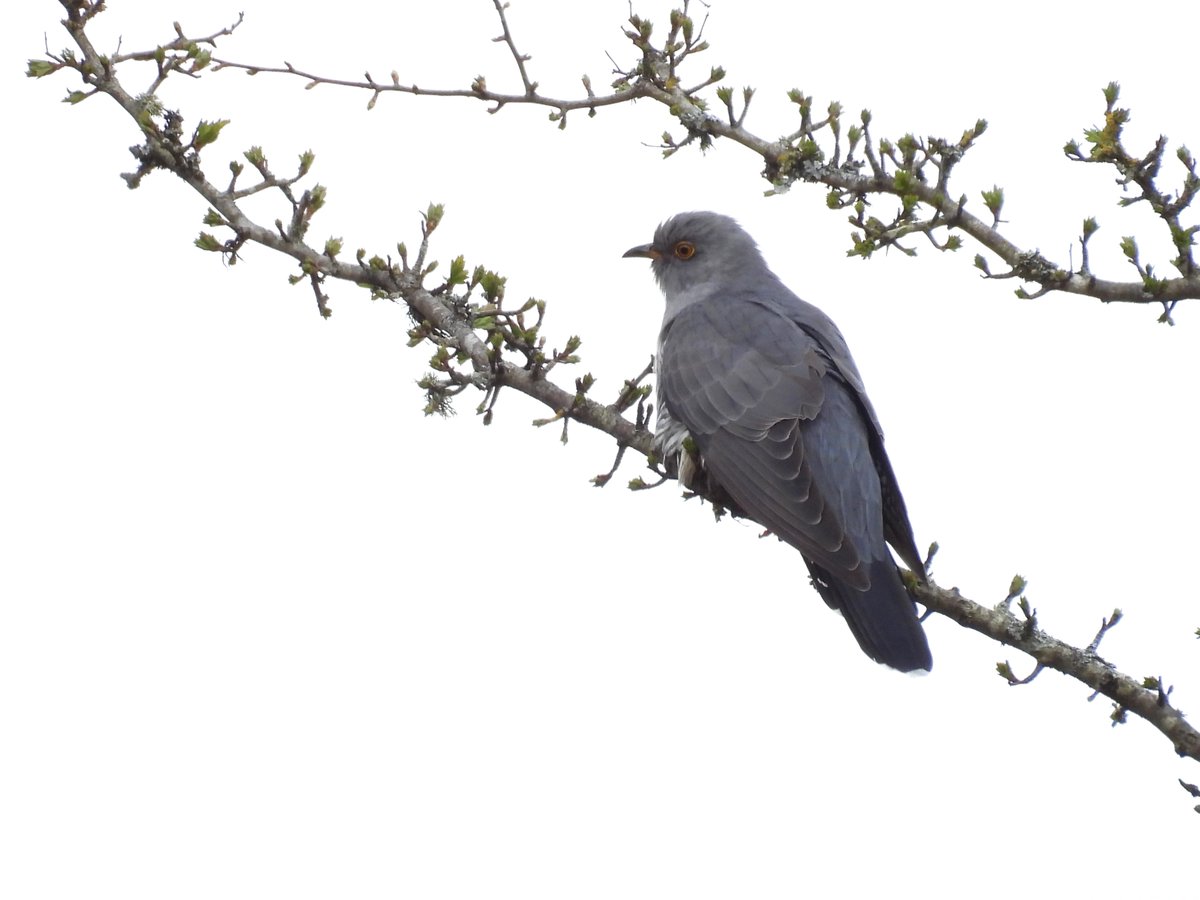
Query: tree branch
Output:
[[917, 581, 1199, 761], [188, 1, 1200, 312]]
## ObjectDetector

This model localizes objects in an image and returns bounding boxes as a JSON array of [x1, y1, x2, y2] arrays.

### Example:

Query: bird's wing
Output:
[[659, 296, 884, 589], [778, 300, 924, 576]]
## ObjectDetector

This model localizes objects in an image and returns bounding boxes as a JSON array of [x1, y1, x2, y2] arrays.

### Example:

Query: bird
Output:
[[623, 211, 932, 672]]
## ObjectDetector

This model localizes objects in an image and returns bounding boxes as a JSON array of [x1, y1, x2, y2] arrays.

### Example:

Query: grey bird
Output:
[[624, 211, 932, 672]]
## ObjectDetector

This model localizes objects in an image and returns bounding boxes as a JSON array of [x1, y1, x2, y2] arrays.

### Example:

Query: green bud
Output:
[[192, 119, 230, 150], [307, 184, 327, 212], [423, 203, 444, 233], [26, 59, 57, 78], [981, 186, 1004, 219]]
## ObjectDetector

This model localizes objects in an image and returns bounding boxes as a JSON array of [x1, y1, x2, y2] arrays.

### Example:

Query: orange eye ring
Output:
[[673, 241, 696, 260]]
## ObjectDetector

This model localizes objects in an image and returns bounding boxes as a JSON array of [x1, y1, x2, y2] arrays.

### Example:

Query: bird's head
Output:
[[622, 211, 768, 302]]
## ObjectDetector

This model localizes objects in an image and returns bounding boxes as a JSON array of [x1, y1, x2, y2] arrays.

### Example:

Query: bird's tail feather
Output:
[[805, 559, 932, 672]]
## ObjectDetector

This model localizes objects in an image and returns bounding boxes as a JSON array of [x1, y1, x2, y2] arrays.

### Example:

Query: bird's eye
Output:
[[673, 241, 696, 260]]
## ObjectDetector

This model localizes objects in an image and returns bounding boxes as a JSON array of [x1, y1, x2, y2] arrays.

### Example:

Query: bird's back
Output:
[[658, 292, 931, 671]]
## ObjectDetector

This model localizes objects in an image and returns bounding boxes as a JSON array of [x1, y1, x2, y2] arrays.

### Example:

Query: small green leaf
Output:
[[194, 232, 223, 252], [446, 255, 468, 286], [26, 59, 57, 78], [324, 237, 343, 258], [981, 186, 1004, 220], [479, 270, 507, 302], [192, 118, 230, 150]]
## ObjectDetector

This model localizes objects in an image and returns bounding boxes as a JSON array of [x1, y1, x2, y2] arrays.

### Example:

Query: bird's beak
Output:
[[622, 243, 661, 260]]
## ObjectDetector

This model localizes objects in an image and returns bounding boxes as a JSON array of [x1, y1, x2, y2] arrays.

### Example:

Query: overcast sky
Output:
[[5, 1, 1198, 897]]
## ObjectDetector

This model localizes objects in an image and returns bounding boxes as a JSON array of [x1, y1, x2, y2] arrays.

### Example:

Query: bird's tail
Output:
[[805, 559, 932, 672]]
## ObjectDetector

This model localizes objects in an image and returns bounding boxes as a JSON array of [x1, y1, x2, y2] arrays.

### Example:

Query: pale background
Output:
[[4, 1, 1198, 897]]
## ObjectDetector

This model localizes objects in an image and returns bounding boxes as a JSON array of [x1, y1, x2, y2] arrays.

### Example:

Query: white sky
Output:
[[4, 1, 1198, 897]]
